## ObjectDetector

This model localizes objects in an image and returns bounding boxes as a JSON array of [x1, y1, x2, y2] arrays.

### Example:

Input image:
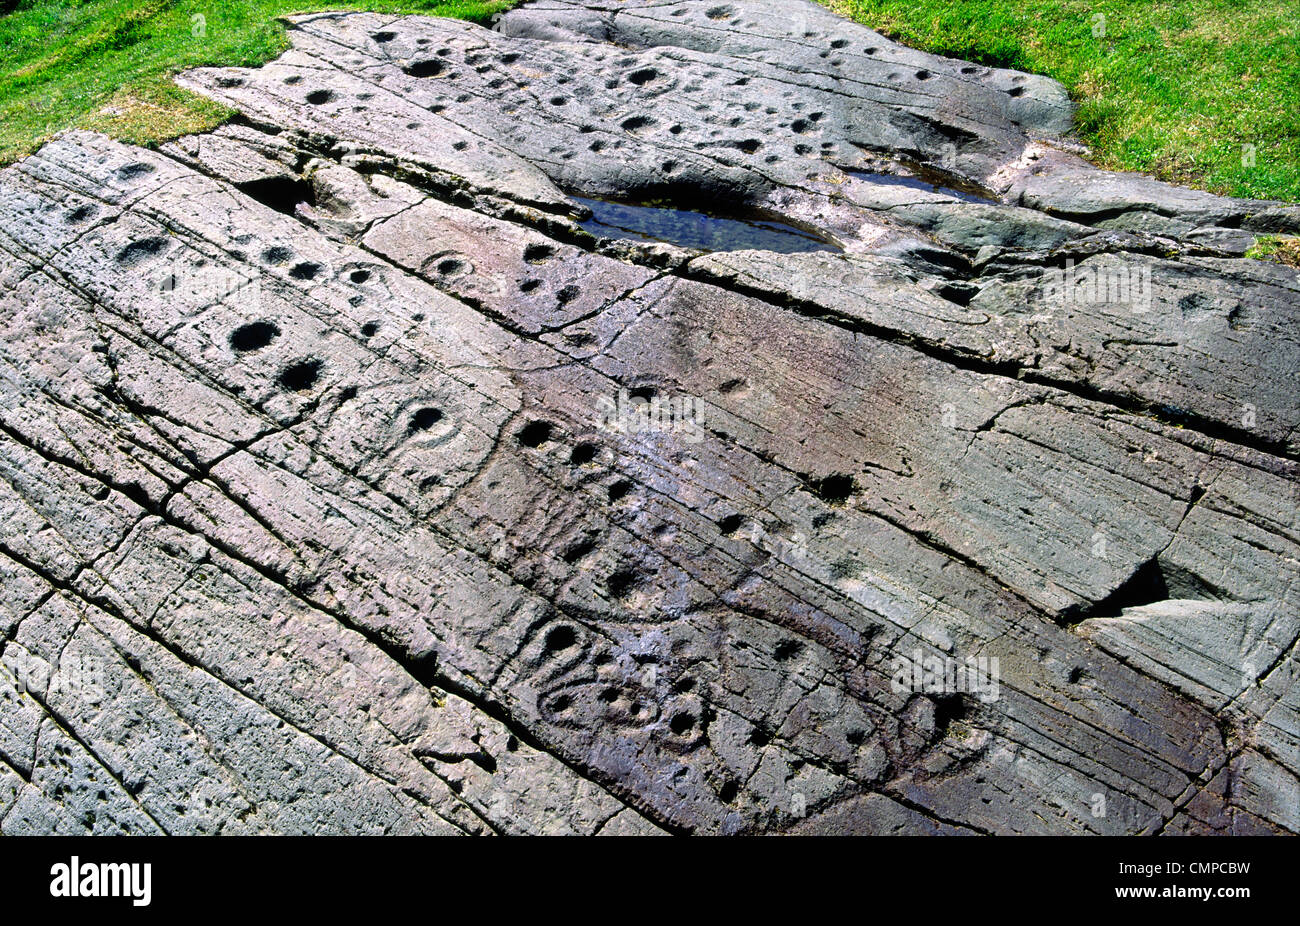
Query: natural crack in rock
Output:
[[0, 0, 1296, 835]]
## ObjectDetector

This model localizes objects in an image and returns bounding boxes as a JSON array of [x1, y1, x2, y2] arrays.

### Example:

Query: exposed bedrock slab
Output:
[[0, 0, 1296, 834], [177, 2, 1300, 456]]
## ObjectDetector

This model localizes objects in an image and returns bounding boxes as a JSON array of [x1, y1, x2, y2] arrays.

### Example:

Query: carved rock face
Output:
[[0, 0, 1295, 835]]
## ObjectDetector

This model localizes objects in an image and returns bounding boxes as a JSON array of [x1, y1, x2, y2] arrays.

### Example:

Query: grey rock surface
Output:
[[0, 0, 1296, 834]]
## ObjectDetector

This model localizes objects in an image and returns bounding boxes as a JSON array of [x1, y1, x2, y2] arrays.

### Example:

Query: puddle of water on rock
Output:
[[571, 196, 841, 254], [844, 169, 996, 205]]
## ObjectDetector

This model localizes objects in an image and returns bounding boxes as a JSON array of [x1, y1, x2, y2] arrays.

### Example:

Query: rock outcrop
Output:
[[0, 0, 1296, 834]]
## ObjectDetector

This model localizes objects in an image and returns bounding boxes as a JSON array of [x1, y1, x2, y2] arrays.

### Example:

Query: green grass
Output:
[[0, 0, 514, 164], [1245, 234, 1300, 266], [825, 0, 1300, 202]]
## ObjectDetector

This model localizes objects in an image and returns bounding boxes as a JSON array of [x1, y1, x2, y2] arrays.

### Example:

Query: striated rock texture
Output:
[[0, 0, 1297, 835]]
